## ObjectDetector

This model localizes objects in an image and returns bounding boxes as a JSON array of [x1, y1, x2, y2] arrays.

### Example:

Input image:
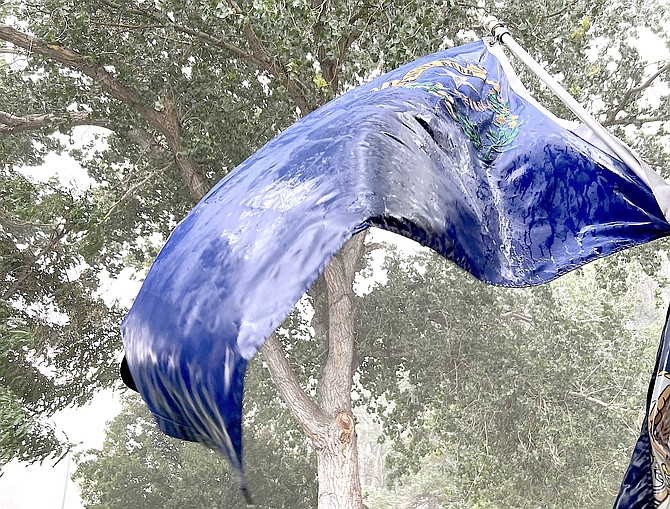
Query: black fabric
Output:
[[120, 355, 138, 392]]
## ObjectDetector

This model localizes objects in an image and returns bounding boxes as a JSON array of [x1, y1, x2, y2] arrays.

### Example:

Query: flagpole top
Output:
[[484, 16, 509, 41]]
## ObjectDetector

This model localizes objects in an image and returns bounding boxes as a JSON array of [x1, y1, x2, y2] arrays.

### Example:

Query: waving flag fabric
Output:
[[615, 307, 670, 509], [120, 38, 670, 505]]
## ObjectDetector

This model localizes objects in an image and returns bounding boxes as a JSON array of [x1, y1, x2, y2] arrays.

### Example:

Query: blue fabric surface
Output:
[[615, 306, 670, 509], [121, 39, 670, 504]]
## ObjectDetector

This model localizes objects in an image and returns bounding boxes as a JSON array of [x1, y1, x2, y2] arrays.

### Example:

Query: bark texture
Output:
[[315, 410, 363, 509], [263, 234, 366, 509]]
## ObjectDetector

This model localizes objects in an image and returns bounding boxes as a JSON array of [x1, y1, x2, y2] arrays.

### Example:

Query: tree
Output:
[[1, 0, 669, 507], [355, 247, 664, 508], [73, 391, 318, 509], [0, 170, 125, 464], [74, 244, 668, 508]]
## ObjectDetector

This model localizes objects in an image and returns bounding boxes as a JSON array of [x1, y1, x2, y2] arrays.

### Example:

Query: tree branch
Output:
[[99, 161, 173, 225], [224, 0, 312, 115], [0, 24, 155, 120], [0, 110, 110, 134], [0, 23, 208, 201], [332, 5, 380, 94], [160, 96, 210, 200], [604, 61, 670, 125], [97, 0, 267, 68], [311, 2, 378, 95], [0, 108, 181, 188], [126, 126, 172, 160], [544, 0, 578, 19], [567, 390, 623, 410], [312, 0, 336, 90], [1, 225, 68, 301], [260, 333, 328, 442], [89, 20, 160, 32], [602, 115, 669, 127], [99, 0, 313, 115]]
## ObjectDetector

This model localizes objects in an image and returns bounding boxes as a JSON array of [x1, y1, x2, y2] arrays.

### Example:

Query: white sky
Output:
[[0, 391, 122, 509]]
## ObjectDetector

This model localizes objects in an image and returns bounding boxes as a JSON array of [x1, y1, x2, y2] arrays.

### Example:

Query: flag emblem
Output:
[[373, 57, 522, 161]]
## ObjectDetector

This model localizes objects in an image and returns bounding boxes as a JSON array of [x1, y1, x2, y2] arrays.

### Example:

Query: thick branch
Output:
[[0, 108, 187, 201], [0, 110, 166, 159], [0, 110, 110, 134], [312, 0, 336, 89], [312, 2, 376, 94], [160, 97, 210, 200], [332, 6, 380, 94], [0, 24, 159, 123], [605, 61, 670, 124], [0, 24, 208, 200], [0, 109, 168, 156], [0, 24, 175, 156], [263, 235, 367, 442], [318, 233, 366, 414], [261, 333, 328, 441], [225, 0, 312, 115]]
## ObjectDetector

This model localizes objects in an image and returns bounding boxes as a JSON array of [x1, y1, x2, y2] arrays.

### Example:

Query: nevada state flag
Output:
[[120, 38, 670, 507]]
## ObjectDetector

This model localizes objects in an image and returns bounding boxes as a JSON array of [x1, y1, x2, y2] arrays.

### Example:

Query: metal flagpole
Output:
[[484, 16, 644, 175], [60, 452, 71, 509]]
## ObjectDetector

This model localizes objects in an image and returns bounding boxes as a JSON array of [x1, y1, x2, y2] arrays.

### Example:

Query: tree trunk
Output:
[[314, 233, 365, 508], [315, 412, 363, 509], [262, 233, 366, 509]]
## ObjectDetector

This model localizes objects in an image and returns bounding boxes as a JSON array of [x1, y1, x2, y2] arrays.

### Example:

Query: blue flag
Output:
[[615, 306, 670, 509], [120, 39, 670, 504]]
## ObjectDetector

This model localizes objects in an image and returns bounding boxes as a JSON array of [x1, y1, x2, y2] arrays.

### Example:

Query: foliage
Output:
[[354, 246, 665, 508], [73, 391, 317, 509], [0, 383, 62, 465], [0, 167, 124, 465]]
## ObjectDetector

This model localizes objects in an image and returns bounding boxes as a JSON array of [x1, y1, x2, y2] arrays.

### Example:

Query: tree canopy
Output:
[[356, 247, 663, 508], [73, 392, 317, 509]]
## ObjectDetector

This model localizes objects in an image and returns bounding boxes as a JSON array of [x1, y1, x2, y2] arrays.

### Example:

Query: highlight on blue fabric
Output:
[[120, 38, 670, 506]]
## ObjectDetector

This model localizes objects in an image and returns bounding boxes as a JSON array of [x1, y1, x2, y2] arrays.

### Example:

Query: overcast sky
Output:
[[0, 391, 122, 509]]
